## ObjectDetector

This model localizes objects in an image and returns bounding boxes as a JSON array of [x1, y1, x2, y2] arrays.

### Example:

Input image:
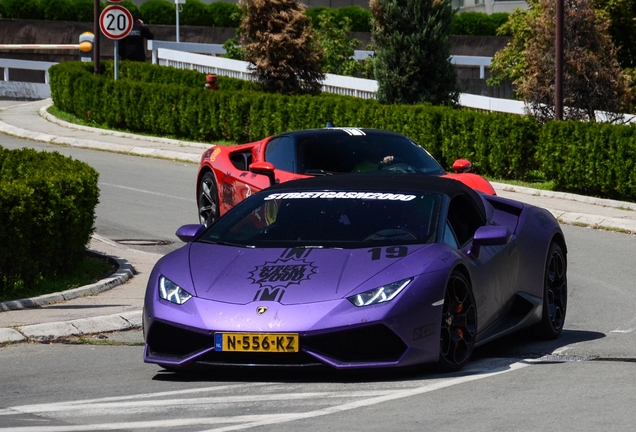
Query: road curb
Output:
[[491, 182, 636, 212], [15, 311, 143, 342], [0, 251, 134, 312], [0, 311, 143, 344], [38, 102, 211, 150]]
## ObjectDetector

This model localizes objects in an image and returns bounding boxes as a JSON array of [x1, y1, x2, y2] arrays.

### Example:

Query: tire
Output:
[[437, 271, 477, 372], [532, 242, 567, 339], [198, 172, 220, 227]]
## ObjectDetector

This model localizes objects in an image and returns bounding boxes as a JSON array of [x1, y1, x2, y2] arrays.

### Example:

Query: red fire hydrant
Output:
[[205, 73, 219, 90]]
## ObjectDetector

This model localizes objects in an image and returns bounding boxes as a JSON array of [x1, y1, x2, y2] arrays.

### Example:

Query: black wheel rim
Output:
[[198, 176, 218, 227], [440, 274, 477, 368], [546, 249, 567, 330]]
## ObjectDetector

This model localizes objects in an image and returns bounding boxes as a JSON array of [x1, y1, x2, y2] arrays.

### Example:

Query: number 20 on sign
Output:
[[99, 5, 133, 40]]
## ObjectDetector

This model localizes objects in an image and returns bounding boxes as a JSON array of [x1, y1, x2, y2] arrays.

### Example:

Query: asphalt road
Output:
[[1, 134, 636, 431]]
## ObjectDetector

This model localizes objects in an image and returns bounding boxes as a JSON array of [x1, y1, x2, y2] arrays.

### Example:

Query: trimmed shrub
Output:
[[452, 11, 509, 36], [118, 1, 142, 20], [334, 6, 372, 32], [140, 0, 174, 25], [48, 61, 636, 203], [43, 0, 76, 22], [537, 121, 636, 201], [181, 0, 213, 26], [74, 0, 95, 22], [208, 1, 242, 28], [50, 61, 540, 181], [0, 147, 99, 294], [307, 6, 372, 32], [1, 0, 44, 20], [306, 7, 335, 29]]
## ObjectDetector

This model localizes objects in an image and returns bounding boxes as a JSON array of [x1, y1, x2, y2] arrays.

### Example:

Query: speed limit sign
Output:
[[99, 5, 133, 40]]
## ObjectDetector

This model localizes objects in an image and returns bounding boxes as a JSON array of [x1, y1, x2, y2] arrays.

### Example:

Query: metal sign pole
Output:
[[176, 6, 180, 43], [114, 40, 119, 81]]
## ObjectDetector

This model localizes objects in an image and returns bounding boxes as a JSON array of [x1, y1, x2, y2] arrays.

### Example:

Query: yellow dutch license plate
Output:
[[214, 333, 299, 353]]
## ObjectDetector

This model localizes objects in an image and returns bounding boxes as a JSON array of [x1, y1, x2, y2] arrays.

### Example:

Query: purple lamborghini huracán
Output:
[[143, 174, 567, 372]]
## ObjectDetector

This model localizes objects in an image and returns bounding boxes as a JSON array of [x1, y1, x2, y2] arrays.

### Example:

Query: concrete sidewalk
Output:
[[1, 98, 635, 345]]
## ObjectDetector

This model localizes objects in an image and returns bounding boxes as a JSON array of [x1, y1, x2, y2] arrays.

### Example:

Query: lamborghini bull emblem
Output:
[[249, 248, 317, 302], [256, 306, 268, 315]]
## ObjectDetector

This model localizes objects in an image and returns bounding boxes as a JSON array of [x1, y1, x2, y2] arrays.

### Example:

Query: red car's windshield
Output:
[[265, 133, 446, 176]]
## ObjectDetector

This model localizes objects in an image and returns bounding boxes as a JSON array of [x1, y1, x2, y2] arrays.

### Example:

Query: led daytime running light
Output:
[[348, 278, 412, 307], [159, 275, 192, 305]]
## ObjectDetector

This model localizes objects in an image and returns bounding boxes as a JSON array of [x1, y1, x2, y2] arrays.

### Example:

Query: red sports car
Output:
[[197, 127, 495, 226]]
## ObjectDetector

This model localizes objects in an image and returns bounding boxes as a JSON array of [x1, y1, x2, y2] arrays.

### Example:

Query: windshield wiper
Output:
[[198, 239, 251, 248], [304, 169, 337, 176]]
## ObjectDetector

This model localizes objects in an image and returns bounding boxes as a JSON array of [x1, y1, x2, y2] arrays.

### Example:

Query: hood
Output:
[[186, 243, 434, 305]]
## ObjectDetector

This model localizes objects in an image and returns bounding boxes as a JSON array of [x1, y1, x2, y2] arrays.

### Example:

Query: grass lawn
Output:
[[0, 254, 116, 303]]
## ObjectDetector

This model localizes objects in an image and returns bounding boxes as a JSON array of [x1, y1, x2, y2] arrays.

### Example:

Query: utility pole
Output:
[[94, 0, 100, 75], [555, 0, 564, 120]]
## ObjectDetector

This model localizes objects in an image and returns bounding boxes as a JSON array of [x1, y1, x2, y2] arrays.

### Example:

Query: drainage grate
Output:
[[115, 239, 174, 246]]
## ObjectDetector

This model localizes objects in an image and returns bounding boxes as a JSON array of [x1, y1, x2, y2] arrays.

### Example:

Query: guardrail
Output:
[[0, 58, 57, 99]]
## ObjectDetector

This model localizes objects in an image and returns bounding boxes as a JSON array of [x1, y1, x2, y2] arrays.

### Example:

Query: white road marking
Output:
[[0, 361, 530, 432], [610, 328, 634, 333], [1, 391, 396, 416], [0, 384, 270, 417], [199, 361, 530, 432], [100, 182, 191, 202]]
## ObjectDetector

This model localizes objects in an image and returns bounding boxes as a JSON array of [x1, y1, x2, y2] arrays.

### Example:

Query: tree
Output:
[[489, 0, 632, 123], [593, 0, 636, 69], [239, 0, 324, 95], [370, 0, 459, 106], [314, 13, 361, 76]]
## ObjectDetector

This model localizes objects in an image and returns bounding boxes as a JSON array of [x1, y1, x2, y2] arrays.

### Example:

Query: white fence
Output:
[[156, 48, 380, 99], [0, 41, 571, 119], [155, 47, 519, 110]]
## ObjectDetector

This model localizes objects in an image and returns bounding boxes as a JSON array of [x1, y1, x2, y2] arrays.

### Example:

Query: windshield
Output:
[[199, 190, 441, 248], [296, 134, 445, 175]]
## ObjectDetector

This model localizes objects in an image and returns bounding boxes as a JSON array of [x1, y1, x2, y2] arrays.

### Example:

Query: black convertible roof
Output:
[[267, 173, 487, 220], [274, 127, 406, 140]]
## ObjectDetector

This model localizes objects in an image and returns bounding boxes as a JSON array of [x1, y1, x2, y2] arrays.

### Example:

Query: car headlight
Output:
[[347, 278, 412, 307], [159, 275, 193, 305]]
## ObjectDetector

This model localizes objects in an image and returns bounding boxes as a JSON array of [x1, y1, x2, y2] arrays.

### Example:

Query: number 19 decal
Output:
[[368, 246, 408, 260]]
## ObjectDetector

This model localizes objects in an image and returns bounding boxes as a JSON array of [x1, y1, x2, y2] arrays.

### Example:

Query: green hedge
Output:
[[538, 121, 636, 200], [50, 61, 636, 201], [50, 61, 540, 182], [452, 12, 509, 36], [0, 2, 505, 35], [0, 0, 237, 25], [0, 147, 99, 295]]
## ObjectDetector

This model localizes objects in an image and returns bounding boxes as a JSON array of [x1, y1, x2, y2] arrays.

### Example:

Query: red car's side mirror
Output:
[[452, 159, 472, 174], [249, 161, 276, 186]]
